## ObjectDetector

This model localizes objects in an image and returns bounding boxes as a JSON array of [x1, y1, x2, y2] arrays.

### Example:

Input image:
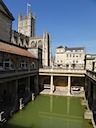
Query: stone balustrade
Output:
[[39, 68, 86, 76], [86, 70, 96, 81]]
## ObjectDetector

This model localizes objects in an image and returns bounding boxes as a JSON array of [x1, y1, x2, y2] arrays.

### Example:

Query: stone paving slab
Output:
[[40, 89, 84, 97]]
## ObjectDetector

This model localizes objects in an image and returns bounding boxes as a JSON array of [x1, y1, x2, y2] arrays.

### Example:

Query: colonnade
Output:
[[85, 77, 96, 106], [0, 75, 39, 121], [84, 76, 96, 127], [50, 75, 71, 95]]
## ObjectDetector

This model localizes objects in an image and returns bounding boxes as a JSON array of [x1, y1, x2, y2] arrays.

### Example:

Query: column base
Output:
[[32, 93, 35, 100], [19, 104, 24, 110], [67, 92, 71, 96], [50, 90, 53, 94]]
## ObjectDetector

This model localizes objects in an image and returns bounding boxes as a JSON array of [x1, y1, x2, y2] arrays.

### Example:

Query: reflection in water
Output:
[[67, 97, 70, 115], [50, 96, 53, 113], [67, 97, 70, 128], [2, 95, 93, 128]]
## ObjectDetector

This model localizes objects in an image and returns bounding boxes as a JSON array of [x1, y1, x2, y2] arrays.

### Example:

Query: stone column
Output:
[[0, 111, 5, 122], [27, 77, 30, 93], [67, 76, 71, 95], [88, 79, 91, 98], [34, 75, 39, 96], [93, 84, 96, 100], [85, 77, 88, 99], [93, 84, 96, 111], [50, 75, 53, 94], [19, 98, 24, 110], [14, 80, 18, 111], [85, 77, 87, 89], [32, 93, 35, 100]]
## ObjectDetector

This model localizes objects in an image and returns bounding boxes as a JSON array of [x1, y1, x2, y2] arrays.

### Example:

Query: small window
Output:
[[20, 61, 27, 69], [3, 59, 13, 69], [31, 62, 36, 69], [76, 54, 78, 57], [67, 54, 68, 57]]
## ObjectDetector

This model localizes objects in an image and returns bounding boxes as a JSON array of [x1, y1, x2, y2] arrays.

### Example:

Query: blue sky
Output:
[[3, 0, 96, 55]]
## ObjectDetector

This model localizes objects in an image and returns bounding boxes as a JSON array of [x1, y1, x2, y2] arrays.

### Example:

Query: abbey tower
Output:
[[18, 11, 36, 37], [11, 9, 51, 67]]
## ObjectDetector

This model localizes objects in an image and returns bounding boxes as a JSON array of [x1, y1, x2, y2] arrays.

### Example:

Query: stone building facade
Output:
[[0, 0, 39, 123], [29, 32, 51, 67], [86, 54, 96, 71], [18, 12, 36, 37], [0, 0, 14, 42], [55, 46, 86, 69]]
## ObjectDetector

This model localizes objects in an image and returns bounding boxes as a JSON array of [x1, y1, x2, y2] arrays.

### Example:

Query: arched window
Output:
[[38, 40, 42, 49], [3, 59, 13, 69], [20, 61, 28, 69], [31, 62, 36, 69], [31, 41, 36, 48]]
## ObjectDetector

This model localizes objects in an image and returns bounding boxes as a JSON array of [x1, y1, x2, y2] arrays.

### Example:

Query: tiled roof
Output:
[[0, 42, 36, 59]]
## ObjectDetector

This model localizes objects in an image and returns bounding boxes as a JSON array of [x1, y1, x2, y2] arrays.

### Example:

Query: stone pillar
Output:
[[15, 80, 18, 97], [85, 77, 88, 99], [88, 80, 91, 98], [93, 84, 96, 100], [85, 77, 87, 90], [0, 111, 5, 122], [93, 84, 96, 111], [14, 80, 18, 111], [32, 93, 35, 100], [67, 76, 71, 95], [27, 77, 30, 93], [34, 75, 39, 96], [19, 98, 24, 110], [50, 75, 53, 94]]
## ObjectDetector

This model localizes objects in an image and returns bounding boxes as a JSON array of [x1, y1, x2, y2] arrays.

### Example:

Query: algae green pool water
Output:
[[2, 95, 93, 128]]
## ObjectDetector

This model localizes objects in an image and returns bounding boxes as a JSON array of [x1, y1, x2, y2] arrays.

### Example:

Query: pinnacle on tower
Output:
[[18, 13, 22, 21], [28, 11, 32, 18], [33, 12, 36, 19]]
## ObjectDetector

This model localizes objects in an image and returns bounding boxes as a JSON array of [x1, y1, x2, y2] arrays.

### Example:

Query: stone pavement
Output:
[[40, 89, 85, 97]]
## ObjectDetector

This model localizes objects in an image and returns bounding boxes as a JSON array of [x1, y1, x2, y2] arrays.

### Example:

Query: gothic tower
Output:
[[18, 11, 36, 37]]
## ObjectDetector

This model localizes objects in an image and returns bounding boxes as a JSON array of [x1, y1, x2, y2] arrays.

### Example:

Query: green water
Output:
[[2, 95, 93, 128]]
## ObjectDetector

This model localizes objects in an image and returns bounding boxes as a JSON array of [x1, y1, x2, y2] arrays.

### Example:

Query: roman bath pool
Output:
[[1, 95, 93, 128]]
